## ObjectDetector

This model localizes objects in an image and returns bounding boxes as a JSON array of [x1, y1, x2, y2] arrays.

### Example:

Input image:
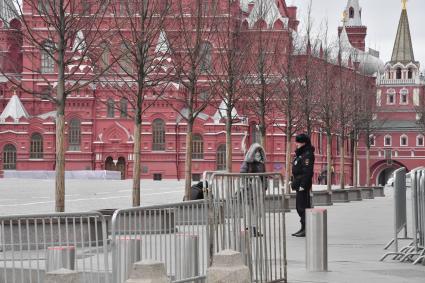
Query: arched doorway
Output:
[[377, 167, 396, 186], [117, 157, 126, 180], [105, 156, 115, 171]]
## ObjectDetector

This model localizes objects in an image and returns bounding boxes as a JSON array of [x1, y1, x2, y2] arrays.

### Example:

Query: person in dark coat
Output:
[[291, 133, 315, 237], [240, 143, 267, 237]]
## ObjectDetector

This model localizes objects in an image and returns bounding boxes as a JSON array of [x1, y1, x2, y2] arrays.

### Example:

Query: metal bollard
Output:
[[175, 234, 199, 280], [114, 235, 142, 282], [46, 246, 76, 272], [306, 208, 328, 272]]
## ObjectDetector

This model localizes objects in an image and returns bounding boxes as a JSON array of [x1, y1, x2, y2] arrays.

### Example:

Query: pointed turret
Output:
[[344, 0, 362, 26], [390, 3, 415, 64], [0, 94, 30, 122], [338, 0, 367, 51]]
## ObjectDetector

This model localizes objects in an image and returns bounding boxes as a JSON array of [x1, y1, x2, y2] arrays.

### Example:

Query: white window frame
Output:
[[400, 134, 408, 147], [384, 135, 392, 147], [400, 89, 409, 105], [369, 135, 375, 146], [387, 90, 396, 105], [417, 135, 424, 147]]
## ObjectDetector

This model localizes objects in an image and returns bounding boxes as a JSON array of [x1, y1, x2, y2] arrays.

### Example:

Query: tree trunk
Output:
[[225, 113, 232, 172], [184, 123, 194, 200], [340, 137, 345, 190], [285, 134, 292, 194], [132, 120, 142, 206], [55, 106, 66, 212], [326, 133, 332, 192], [366, 146, 371, 187], [352, 138, 358, 188], [55, 43, 66, 212]]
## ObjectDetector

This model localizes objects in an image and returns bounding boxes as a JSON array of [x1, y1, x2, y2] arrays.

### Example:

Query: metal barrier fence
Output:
[[381, 167, 425, 265], [110, 200, 209, 283], [0, 212, 109, 283], [381, 167, 410, 260], [207, 172, 287, 283]]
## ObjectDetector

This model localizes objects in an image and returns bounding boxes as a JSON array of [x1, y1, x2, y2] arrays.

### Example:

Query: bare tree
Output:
[[275, 32, 302, 194], [335, 40, 356, 190], [109, 0, 171, 206], [295, 0, 320, 137], [207, 0, 250, 172], [166, 0, 218, 200], [1, 0, 111, 212], [316, 24, 338, 192]]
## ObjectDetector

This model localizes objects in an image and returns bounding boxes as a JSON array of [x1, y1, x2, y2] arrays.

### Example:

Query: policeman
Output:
[[291, 133, 315, 237]]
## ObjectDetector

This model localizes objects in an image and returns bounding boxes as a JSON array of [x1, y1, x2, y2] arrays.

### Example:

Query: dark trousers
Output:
[[296, 189, 311, 227]]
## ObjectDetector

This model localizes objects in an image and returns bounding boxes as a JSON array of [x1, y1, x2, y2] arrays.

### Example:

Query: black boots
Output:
[[292, 225, 305, 237], [246, 227, 263, 237]]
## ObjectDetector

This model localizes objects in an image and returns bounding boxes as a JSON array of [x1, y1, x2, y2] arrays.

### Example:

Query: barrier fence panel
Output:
[[0, 212, 109, 283], [413, 169, 425, 265], [110, 200, 209, 283], [207, 172, 287, 283], [381, 167, 411, 261], [400, 168, 424, 262]]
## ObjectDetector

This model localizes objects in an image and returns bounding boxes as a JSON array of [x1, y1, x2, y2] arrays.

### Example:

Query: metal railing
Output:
[[381, 167, 425, 265], [207, 172, 287, 282], [110, 200, 209, 283], [0, 212, 109, 283]]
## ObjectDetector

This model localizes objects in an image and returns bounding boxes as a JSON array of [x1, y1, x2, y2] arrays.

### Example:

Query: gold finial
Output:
[[402, 0, 408, 10], [342, 11, 348, 25]]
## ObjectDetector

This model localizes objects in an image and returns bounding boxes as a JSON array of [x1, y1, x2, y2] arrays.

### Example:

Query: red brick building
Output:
[[358, 3, 425, 186], [0, 0, 404, 186]]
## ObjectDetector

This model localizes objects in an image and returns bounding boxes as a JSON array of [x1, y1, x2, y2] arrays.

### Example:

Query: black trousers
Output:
[[296, 189, 311, 227]]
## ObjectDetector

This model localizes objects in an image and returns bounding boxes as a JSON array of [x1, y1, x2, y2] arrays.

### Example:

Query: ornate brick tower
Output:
[[359, 1, 425, 186], [338, 0, 367, 51]]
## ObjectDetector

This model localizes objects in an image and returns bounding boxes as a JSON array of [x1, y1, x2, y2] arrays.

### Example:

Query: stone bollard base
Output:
[[125, 260, 170, 283], [207, 250, 250, 283], [44, 268, 80, 283]]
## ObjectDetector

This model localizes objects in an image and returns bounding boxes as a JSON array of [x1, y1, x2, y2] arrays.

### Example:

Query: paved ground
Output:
[[285, 186, 425, 283], [0, 179, 424, 282]]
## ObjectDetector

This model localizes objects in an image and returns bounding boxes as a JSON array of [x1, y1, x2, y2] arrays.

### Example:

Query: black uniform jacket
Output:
[[291, 145, 315, 191]]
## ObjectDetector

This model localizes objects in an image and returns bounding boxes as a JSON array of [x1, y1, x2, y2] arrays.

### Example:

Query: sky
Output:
[[290, 0, 425, 70]]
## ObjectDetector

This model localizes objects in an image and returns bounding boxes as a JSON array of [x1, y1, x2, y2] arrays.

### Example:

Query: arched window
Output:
[[216, 144, 226, 170], [120, 42, 132, 73], [200, 41, 212, 72], [41, 40, 55, 73], [100, 42, 110, 70], [192, 134, 204, 159], [107, 98, 115, 118], [3, 144, 16, 170], [30, 133, 43, 159], [417, 135, 424, 146], [68, 118, 81, 151], [408, 68, 413, 79], [396, 67, 402, 79], [369, 135, 375, 147], [384, 135, 392, 147], [400, 135, 408, 146], [349, 7, 354, 18], [152, 119, 165, 151], [387, 91, 395, 104], [400, 89, 408, 104], [120, 98, 128, 118]]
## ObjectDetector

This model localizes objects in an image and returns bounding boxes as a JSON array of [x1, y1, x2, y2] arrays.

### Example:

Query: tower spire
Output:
[[391, 2, 415, 64], [402, 0, 408, 10]]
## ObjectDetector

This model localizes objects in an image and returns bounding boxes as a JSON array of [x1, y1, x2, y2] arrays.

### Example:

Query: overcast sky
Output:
[[290, 0, 425, 69]]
